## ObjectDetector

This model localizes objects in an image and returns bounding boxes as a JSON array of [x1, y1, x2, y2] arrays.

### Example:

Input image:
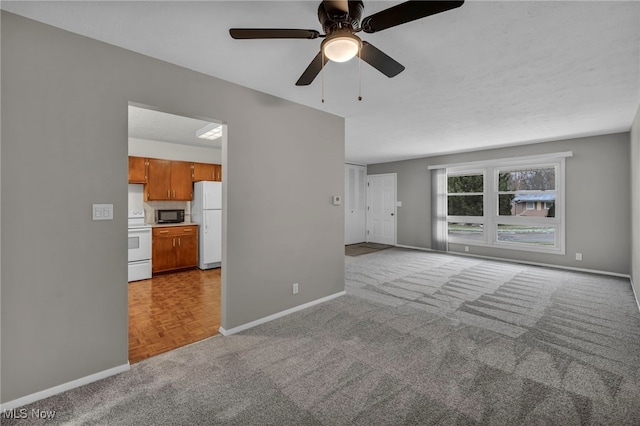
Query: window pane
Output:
[[448, 195, 483, 216], [498, 167, 555, 191], [448, 174, 483, 193], [448, 223, 484, 241], [500, 192, 556, 217], [497, 225, 555, 245]]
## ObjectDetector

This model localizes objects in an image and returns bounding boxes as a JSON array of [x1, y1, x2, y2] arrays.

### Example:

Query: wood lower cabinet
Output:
[[146, 159, 193, 201], [152, 225, 198, 274], [128, 156, 147, 184]]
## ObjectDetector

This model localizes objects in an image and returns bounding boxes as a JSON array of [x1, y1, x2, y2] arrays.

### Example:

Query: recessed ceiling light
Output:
[[196, 122, 222, 140]]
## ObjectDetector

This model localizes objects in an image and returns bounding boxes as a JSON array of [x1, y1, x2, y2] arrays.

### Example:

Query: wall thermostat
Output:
[[332, 195, 342, 206]]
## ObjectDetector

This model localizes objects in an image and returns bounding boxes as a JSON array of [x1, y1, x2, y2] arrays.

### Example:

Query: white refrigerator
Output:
[[192, 181, 222, 269]]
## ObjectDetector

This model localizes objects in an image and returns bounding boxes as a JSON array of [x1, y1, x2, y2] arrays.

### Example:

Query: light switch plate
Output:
[[93, 204, 113, 220]]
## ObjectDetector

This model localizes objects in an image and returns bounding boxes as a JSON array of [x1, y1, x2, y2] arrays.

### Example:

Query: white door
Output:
[[366, 174, 396, 245], [345, 164, 367, 244]]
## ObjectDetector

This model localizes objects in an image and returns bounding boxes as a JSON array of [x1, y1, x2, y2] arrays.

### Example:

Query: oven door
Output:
[[128, 227, 151, 262]]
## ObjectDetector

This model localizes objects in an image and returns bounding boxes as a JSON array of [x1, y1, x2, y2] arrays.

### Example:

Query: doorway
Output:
[[345, 163, 367, 245], [127, 104, 224, 363], [366, 173, 397, 245]]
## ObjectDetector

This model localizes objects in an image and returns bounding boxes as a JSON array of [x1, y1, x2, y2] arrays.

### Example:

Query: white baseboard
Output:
[[219, 290, 346, 336], [395, 244, 631, 279], [631, 277, 640, 313], [0, 363, 130, 411], [396, 244, 436, 252]]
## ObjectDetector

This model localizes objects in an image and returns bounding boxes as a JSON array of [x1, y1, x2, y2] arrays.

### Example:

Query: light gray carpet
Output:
[[4, 248, 640, 425]]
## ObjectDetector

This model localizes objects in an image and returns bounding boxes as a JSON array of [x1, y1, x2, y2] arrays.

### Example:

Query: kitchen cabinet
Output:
[[192, 162, 215, 181], [146, 159, 193, 201], [213, 164, 222, 182], [192, 162, 222, 182], [128, 156, 147, 184], [152, 225, 198, 273]]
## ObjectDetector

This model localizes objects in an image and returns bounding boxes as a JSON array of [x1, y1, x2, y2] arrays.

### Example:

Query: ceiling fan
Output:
[[229, 0, 464, 86]]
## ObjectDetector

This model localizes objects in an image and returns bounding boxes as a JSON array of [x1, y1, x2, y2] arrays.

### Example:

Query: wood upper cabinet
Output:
[[192, 162, 215, 182], [128, 156, 147, 184], [152, 225, 198, 274], [146, 159, 193, 201], [213, 164, 222, 182], [171, 161, 193, 200], [192, 162, 222, 182]]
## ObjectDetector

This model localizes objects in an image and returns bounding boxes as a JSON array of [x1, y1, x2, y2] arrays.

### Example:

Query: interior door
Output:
[[367, 174, 396, 245], [345, 164, 367, 245]]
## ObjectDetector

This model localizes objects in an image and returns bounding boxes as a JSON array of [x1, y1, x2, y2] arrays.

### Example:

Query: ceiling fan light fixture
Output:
[[322, 33, 361, 63]]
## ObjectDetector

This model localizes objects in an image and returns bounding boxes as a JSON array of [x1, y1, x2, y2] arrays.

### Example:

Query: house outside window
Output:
[[444, 153, 568, 255]]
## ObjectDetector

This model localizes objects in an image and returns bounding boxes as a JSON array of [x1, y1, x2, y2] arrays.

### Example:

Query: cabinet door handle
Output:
[[167, 190, 170, 198], [173, 190, 176, 198], [159, 230, 169, 234], [178, 237, 181, 246], [172, 238, 176, 247]]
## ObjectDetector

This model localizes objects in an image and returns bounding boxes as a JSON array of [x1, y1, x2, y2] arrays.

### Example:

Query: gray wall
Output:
[[1, 12, 345, 403], [631, 106, 640, 299], [369, 133, 631, 275]]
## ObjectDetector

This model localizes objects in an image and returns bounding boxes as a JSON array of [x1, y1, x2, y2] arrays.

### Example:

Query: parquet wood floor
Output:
[[128, 268, 221, 363]]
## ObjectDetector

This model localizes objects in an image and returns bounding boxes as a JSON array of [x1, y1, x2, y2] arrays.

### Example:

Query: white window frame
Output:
[[446, 170, 486, 243], [442, 154, 567, 255]]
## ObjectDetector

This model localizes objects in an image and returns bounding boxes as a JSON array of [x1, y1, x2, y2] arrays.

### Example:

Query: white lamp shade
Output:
[[323, 36, 360, 63]]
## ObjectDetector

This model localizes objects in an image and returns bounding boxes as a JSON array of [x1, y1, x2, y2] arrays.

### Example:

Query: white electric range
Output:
[[128, 209, 152, 282]]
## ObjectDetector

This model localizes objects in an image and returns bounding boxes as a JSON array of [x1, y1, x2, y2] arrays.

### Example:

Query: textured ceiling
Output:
[[3, 1, 639, 165], [128, 106, 222, 149]]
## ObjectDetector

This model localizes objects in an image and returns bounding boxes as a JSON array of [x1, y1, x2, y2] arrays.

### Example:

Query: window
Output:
[[447, 172, 485, 241], [441, 153, 568, 255]]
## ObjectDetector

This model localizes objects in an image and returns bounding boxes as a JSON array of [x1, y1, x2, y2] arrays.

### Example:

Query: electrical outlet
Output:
[[292, 283, 299, 295], [575, 253, 583, 261]]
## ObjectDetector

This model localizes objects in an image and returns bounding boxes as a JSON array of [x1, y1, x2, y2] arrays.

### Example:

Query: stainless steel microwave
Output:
[[156, 209, 185, 224]]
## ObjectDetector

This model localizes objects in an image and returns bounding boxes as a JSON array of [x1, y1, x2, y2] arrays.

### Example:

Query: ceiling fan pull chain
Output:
[[321, 50, 325, 103], [358, 48, 363, 101]]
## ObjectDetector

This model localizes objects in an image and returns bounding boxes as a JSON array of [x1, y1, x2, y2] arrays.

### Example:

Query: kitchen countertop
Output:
[[149, 222, 199, 228]]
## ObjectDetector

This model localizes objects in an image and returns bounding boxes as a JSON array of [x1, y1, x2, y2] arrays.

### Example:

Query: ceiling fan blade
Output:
[[296, 52, 329, 86], [361, 0, 464, 34], [229, 28, 320, 39], [359, 42, 405, 78]]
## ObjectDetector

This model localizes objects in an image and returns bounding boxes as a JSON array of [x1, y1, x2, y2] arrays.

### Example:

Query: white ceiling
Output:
[[3, 1, 639, 164], [128, 105, 222, 149]]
